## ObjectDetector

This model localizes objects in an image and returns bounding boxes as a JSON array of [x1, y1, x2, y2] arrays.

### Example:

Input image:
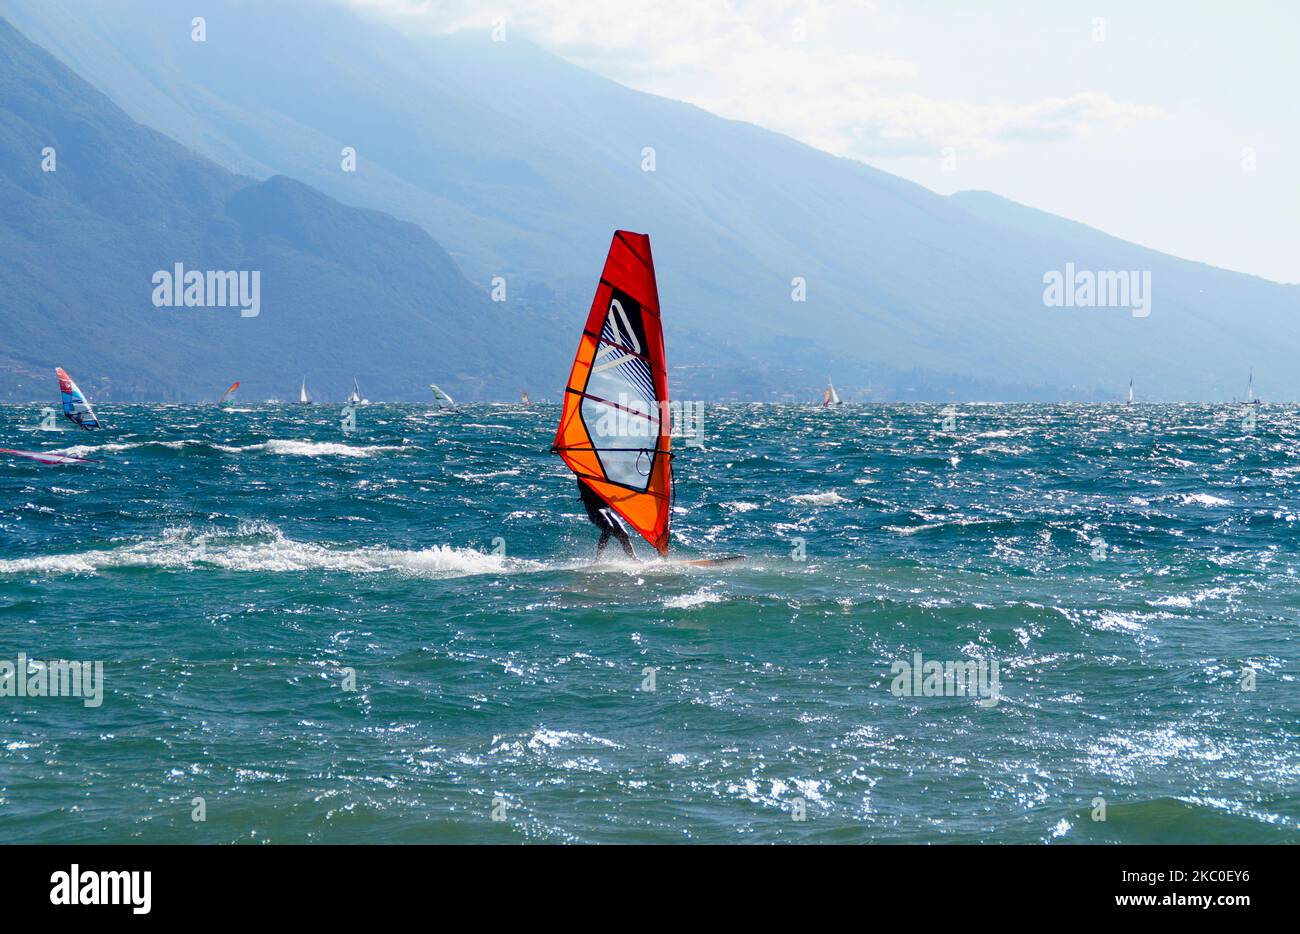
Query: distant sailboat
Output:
[[520, 388, 530, 406], [298, 378, 313, 405], [1127, 377, 1134, 405], [1246, 370, 1261, 406], [429, 383, 455, 408], [218, 381, 240, 405], [347, 377, 368, 405], [822, 377, 843, 407], [55, 367, 101, 430]]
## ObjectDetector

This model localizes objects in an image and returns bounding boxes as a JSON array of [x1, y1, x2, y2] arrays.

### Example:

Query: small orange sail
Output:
[[552, 231, 671, 554]]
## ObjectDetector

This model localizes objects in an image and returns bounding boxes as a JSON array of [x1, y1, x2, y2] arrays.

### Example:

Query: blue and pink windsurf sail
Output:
[[56, 367, 101, 430]]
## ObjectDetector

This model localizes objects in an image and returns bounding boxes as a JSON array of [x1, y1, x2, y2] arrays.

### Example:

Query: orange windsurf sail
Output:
[[552, 231, 671, 555]]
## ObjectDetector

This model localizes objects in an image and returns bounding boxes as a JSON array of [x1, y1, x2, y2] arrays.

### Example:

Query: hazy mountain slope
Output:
[[4, 0, 1297, 400], [0, 13, 558, 402]]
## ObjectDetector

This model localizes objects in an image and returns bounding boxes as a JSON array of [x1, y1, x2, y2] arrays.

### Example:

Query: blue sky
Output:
[[347, 0, 1298, 284]]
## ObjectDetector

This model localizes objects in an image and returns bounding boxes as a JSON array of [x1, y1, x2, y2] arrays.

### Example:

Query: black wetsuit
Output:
[[578, 479, 636, 559]]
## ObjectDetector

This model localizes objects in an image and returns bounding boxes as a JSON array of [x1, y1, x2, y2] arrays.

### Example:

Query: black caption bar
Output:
[[0, 844, 1282, 921]]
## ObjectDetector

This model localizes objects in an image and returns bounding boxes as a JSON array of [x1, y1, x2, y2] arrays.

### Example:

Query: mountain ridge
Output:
[[2, 0, 1296, 401], [0, 12, 563, 402]]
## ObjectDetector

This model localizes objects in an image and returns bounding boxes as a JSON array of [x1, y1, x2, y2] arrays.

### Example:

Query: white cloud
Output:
[[342, 0, 1158, 158]]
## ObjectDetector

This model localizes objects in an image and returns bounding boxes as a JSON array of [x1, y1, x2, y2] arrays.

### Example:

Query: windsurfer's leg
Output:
[[596, 531, 611, 559], [616, 529, 636, 560]]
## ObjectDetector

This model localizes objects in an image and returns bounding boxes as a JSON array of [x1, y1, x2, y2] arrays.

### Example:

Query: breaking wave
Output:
[[0, 522, 536, 578]]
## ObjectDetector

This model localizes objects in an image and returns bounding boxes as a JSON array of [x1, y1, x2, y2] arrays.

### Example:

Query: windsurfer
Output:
[[553, 231, 669, 559], [577, 479, 636, 560]]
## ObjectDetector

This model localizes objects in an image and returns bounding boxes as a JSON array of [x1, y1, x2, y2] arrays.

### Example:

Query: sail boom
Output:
[[560, 471, 672, 502]]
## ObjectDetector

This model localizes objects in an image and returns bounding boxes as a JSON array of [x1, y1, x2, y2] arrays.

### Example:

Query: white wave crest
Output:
[[214, 440, 408, 457], [454, 469, 521, 481], [790, 491, 847, 506], [52, 439, 208, 457], [0, 523, 535, 579], [48, 439, 407, 459], [1178, 493, 1232, 507], [663, 588, 725, 609]]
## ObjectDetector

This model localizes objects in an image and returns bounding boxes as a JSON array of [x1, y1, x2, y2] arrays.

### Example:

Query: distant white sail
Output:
[[429, 383, 455, 407], [348, 378, 361, 405], [1127, 377, 1133, 404], [299, 378, 311, 404]]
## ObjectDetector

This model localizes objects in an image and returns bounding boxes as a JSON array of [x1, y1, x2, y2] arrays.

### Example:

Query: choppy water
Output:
[[1, 402, 1296, 843]]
